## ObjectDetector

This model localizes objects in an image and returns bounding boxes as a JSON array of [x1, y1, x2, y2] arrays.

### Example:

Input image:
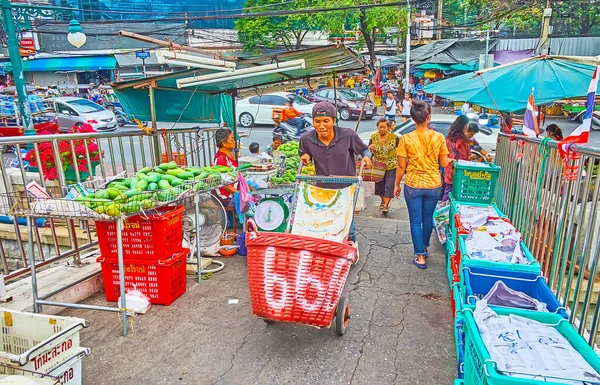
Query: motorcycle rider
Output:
[[281, 96, 305, 137]]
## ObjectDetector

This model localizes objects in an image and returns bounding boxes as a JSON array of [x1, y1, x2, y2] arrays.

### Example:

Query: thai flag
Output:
[[522, 92, 539, 137], [559, 66, 600, 158]]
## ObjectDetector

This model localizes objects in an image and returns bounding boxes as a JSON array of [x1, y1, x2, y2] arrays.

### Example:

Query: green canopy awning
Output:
[[113, 45, 366, 123], [417, 63, 452, 70], [449, 61, 478, 71], [22, 56, 117, 72]]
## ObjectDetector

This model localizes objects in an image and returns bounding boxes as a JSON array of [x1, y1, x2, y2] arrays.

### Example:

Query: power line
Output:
[[27, 0, 299, 17], [38, 1, 425, 25]]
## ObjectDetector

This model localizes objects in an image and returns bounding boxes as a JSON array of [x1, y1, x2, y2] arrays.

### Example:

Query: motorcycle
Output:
[[572, 109, 600, 131], [106, 105, 148, 128], [272, 108, 313, 142]]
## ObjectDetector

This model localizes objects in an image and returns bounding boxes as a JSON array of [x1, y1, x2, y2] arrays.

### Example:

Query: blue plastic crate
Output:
[[461, 266, 567, 319]]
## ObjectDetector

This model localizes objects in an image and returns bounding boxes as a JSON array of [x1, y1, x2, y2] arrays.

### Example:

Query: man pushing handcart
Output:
[[245, 102, 372, 336]]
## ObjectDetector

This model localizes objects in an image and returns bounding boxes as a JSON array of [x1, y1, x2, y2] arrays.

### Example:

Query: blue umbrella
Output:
[[424, 56, 598, 112]]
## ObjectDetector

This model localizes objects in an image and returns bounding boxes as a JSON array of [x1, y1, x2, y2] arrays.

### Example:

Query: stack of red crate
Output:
[[95, 206, 188, 305]]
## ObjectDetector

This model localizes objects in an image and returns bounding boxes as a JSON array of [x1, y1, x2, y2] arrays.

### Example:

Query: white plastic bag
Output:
[[118, 285, 151, 314], [355, 183, 366, 212]]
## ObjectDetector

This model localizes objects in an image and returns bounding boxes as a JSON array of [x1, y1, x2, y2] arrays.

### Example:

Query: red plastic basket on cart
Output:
[[97, 248, 188, 305], [245, 224, 356, 328], [95, 206, 185, 261]]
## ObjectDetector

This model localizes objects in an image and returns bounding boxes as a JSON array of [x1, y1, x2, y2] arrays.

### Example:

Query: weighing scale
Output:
[[254, 197, 289, 232]]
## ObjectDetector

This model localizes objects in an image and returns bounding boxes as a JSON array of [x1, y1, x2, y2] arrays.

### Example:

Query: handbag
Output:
[[356, 160, 387, 182]]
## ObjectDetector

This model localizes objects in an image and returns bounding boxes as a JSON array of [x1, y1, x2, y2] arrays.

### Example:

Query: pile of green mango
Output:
[[271, 141, 300, 185], [74, 161, 234, 217]]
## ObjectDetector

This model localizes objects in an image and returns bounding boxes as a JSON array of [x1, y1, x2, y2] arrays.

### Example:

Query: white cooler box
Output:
[[0, 309, 89, 375]]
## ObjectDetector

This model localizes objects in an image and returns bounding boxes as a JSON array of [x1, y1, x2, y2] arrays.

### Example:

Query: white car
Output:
[[53, 97, 118, 132], [359, 114, 499, 159], [236, 92, 315, 128]]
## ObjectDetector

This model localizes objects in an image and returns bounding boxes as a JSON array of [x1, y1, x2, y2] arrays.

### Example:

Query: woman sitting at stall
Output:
[[368, 118, 399, 215], [442, 115, 471, 201], [546, 124, 564, 141], [465, 122, 493, 162], [213, 128, 238, 207]]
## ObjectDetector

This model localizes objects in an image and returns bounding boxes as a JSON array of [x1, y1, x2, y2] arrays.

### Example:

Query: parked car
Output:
[[53, 97, 117, 132], [307, 87, 377, 120], [572, 110, 600, 131], [236, 92, 315, 128], [359, 114, 498, 159]]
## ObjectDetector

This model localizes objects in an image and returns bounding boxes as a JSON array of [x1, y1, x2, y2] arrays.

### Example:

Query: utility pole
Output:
[[540, 0, 552, 55], [405, 0, 411, 88], [437, 0, 443, 40], [463, 0, 467, 38]]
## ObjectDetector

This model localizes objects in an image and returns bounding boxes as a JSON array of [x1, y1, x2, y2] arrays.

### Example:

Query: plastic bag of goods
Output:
[[0, 376, 55, 385], [118, 285, 151, 314]]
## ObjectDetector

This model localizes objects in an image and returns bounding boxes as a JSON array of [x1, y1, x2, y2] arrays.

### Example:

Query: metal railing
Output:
[[496, 133, 600, 346], [0, 127, 219, 281]]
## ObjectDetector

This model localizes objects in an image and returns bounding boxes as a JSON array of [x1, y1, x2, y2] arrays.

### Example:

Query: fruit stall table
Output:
[[2, 162, 239, 336]]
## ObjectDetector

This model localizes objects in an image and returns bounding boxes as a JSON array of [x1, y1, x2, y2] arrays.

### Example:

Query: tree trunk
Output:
[[359, 9, 377, 70], [296, 30, 310, 50]]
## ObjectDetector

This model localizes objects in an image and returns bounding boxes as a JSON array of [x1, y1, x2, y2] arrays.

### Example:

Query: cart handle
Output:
[[295, 159, 367, 179]]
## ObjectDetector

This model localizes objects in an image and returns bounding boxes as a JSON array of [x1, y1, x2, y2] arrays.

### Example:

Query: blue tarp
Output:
[[22, 56, 117, 72]]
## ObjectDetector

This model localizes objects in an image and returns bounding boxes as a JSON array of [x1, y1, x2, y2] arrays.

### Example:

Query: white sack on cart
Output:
[[32, 199, 103, 219], [473, 301, 600, 384], [482, 281, 548, 312], [465, 231, 530, 265], [291, 182, 356, 243]]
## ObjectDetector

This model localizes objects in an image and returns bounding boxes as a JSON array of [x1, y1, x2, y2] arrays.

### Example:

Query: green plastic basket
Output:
[[457, 235, 541, 274], [462, 306, 600, 384], [453, 380, 464, 385], [452, 162, 501, 204], [452, 282, 462, 317]]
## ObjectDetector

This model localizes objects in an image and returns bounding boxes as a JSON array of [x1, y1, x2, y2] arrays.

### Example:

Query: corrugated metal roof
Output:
[[496, 37, 600, 56], [113, 45, 367, 93]]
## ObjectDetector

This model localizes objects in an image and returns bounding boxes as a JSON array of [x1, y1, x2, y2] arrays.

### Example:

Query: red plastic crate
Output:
[[97, 248, 188, 305], [95, 206, 185, 261]]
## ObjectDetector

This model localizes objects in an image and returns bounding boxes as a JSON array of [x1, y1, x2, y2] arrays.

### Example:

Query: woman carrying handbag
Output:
[[368, 118, 399, 215]]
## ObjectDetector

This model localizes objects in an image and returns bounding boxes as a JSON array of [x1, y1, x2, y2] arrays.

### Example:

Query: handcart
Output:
[[245, 167, 363, 336]]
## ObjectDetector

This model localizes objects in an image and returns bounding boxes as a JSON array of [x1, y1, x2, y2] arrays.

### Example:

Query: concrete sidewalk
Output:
[[61, 192, 456, 385]]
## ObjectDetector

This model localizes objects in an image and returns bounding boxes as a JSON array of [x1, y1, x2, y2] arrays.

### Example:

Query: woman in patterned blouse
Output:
[[368, 118, 399, 215]]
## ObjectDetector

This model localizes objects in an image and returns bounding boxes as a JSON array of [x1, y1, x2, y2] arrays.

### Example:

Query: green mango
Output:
[[147, 182, 158, 191], [108, 183, 128, 191], [166, 168, 185, 176], [158, 180, 171, 190], [138, 166, 153, 174], [121, 201, 141, 213], [171, 178, 184, 187], [145, 173, 161, 184], [136, 172, 147, 180], [160, 174, 177, 183], [153, 166, 166, 174], [95, 189, 110, 200], [185, 168, 202, 176], [176, 171, 194, 180], [105, 204, 121, 217], [136, 179, 149, 191]]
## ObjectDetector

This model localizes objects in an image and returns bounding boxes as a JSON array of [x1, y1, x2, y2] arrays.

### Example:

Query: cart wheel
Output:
[[263, 319, 275, 325], [335, 296, 350, 336]]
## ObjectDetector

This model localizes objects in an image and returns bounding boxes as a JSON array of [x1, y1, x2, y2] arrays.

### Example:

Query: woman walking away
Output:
[[443, 115, 471, 201], [546, 124, 564, 141], [394, 100, 450, 269], [369, 118, 399, 215], [400, 92, 412, 122]]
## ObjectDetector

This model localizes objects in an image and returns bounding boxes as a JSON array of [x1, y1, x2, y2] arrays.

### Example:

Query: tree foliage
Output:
[[311, 0, 407, 68], [234, 0, 318, 52]]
